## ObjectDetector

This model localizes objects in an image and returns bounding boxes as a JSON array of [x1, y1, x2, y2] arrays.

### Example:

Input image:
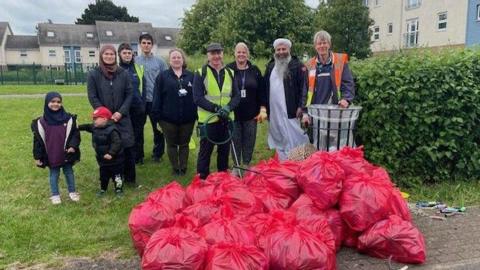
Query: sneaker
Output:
[[69, 192, 80, 202], [114, 175, 123, 189], [96, 190, 106, 197], [115, 189, 123, 197], [50, 195, 61, 205]]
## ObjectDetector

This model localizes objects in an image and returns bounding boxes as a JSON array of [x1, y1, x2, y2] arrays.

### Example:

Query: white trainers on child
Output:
[[50, 195, 61, 205], [69, 192, 80, 202]]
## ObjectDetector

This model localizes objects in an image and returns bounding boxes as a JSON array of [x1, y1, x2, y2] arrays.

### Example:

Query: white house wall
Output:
[[5, 49, 41, 65], [0, 27, 12, 66]]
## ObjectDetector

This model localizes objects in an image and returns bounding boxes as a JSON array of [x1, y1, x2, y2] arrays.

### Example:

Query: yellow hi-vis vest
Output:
[[133, 63, 144, 92], [197, 66, 234, 123], [305, 53, 348, 106]]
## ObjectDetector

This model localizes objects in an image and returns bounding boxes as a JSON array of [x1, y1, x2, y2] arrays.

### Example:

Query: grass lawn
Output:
[[0, 86, 479, 268], [0, 85, 86, 95]]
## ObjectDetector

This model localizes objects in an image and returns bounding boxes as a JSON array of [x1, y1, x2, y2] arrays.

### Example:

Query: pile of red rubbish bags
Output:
[[129, 147, 426, 270]]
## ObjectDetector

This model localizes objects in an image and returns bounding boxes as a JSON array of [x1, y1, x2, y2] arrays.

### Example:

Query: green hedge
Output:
[[350, 49, 480, 186]]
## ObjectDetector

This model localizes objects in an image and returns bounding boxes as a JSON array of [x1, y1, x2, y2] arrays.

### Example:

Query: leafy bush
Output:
[[350, 49, 480, 185]]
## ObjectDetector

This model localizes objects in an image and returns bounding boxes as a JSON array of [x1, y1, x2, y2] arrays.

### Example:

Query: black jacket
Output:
[[226, 61, 266, 121], [87, 66, 135, 147], [31, 114, 81, 168], [152, 68, 197, 125], [264, 56, 307, 119], [78, 122, 124, 167]]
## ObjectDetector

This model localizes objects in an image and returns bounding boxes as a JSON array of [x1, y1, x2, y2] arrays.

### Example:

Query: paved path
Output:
[[0, 93, 85, 99]]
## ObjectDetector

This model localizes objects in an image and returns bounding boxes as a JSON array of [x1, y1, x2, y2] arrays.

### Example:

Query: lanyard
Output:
[[239, 70, 246, 90]]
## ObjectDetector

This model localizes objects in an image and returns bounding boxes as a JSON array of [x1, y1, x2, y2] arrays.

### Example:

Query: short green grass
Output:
[[0, 85, 86, 95], [1, 84, 479, 268]]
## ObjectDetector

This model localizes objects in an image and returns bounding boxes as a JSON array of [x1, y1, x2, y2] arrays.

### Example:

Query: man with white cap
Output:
[[264, 38, 309, 160]]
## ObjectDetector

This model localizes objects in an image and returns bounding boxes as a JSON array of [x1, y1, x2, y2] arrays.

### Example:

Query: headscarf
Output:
[[43, 91, 70, 125], [99, 44, 118, 80]]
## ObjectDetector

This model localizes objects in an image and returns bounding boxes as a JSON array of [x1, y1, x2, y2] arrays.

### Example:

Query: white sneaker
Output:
[[114, 175, 123, 189], [69, 192, 80, 202], [50, 195, 61, 205]]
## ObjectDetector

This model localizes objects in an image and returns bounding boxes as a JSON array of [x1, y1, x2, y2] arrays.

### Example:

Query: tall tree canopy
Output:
[[178, 0, 315, 58], [76, 0, 139, 24], [315, 0, 373, 59]]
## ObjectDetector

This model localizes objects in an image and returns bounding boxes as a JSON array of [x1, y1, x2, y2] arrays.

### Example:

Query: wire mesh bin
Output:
[[307, 104, 362, 151]]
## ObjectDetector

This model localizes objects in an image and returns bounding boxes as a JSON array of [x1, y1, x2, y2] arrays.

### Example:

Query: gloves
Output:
[[255, 106, 268, 123], [217, 105, 230, 119], [301, 113, 311, 128]]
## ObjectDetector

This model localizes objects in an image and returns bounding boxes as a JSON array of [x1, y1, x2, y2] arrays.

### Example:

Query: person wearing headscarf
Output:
[[264, 38, 309, 160], [87, 44, 135, 186], [31, 91, 81, 204]]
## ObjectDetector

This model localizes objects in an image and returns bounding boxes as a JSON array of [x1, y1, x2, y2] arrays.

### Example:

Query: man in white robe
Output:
[[264, 38, 309, 160]]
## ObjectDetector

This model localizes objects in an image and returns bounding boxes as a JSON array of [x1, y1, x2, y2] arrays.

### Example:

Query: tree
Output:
[[178, 0, 315, 58], [76, 0, 139, 24], [314, 0, 373, 59]]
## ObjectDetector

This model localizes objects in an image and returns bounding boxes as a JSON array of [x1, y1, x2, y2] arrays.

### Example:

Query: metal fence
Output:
[[0, 63, 98, 85]]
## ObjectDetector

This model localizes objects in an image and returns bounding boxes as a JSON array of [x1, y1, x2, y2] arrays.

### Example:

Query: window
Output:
[[47, 31, 55, 37], [20, 50, 27, 57], [374, 0, 380, 6], [477, 4, 480, 21], [373, 26, 380, 40], [438, 12, 447, 30], [363, 0, 369, 6], [387, 23, 393, 34], [406, 0, 421, 9], [74, 50, 81, 63], [64, 50, 71, 63], [165, 35, 172, 41], [48, 49, 56, 57], [86, 32, 94, 39], [105, 30, 113, 36], [88, 50, 95, 57], [405, 19, 419, 47]]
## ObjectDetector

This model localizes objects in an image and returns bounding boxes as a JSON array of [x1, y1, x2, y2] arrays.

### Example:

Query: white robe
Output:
[[267, 65, 309, 160]]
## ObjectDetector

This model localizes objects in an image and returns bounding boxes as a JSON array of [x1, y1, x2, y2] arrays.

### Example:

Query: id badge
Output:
[[178, 88, 187, 97], [241, 89, 247, 98]]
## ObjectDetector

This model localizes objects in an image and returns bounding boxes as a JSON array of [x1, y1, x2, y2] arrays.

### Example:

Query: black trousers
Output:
[[145, 102, 165, 159], [159, 121, 195, 171], [130, 105, 146, 161], [99, 164, 123, 191], [123, 146, 136, 183], [197, 121, 231, 179]]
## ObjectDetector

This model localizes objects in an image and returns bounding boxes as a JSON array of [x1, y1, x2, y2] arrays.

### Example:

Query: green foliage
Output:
[[76, 0, 139, 24], [351, 49, 480, 185], [315, 0, 373, 59], [178, 0, 315, 58]]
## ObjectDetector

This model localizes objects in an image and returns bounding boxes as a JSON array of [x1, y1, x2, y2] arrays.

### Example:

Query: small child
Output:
[[79, 106, 124, 196], [31, 91, 81, 205]]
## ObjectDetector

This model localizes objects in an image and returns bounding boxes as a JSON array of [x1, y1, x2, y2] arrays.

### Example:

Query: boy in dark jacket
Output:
[[31, 91, 81, 204], [79, 106, 124, 196]]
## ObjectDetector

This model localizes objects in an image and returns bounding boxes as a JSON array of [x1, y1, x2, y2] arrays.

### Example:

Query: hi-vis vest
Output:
[[133, 63, 144, 92], [305, 53, 348, 106], [197, 66, 234, 123]]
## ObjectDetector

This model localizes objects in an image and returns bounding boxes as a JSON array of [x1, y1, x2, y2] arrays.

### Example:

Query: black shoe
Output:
[[135, 158, 144, 165], [179, 169, 187, 175], [172, 169, 180, 176], [153, 156, 161, 162]]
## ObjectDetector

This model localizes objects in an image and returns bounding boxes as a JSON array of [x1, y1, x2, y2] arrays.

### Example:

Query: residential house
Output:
[[366, 0, 479, 53]]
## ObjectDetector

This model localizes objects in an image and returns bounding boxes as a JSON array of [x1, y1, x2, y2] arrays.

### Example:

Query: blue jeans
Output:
[[49, 163, 76, 196]]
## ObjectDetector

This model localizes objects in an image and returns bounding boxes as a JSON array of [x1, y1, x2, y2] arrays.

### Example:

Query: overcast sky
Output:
[[0, 0, 319, 35]]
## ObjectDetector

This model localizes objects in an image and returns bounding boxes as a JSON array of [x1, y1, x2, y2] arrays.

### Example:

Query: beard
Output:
[[274, 53, 291, 77]]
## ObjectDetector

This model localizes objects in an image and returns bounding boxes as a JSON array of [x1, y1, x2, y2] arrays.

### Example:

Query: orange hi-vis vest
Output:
[[305, 53, 348, 106]]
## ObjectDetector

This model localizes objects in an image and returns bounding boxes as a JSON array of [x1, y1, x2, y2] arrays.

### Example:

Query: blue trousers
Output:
[[49, 163, 76, 196]]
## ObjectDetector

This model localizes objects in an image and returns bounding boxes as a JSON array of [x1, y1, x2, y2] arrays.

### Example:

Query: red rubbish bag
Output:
[[185, 175, 215, 204], [205, 243, 269, 270], [198, 214, 256, 246], [323, 209, 345, 252], [217, 187, 264, 217], [342, 225, 360, 248], [146, 181, 188, 212], [357, 215, 426, 264], [389, 188, 412, 221], [128, 201, 176, 256], [141, 227, 208, 270], [181, 198, 222, 227], [297, 152, 345, 210], [174, 213, 200, 231], [340, 168, 394, 232], [264, 223, 336, 270], [330, 146, 372, 176]]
